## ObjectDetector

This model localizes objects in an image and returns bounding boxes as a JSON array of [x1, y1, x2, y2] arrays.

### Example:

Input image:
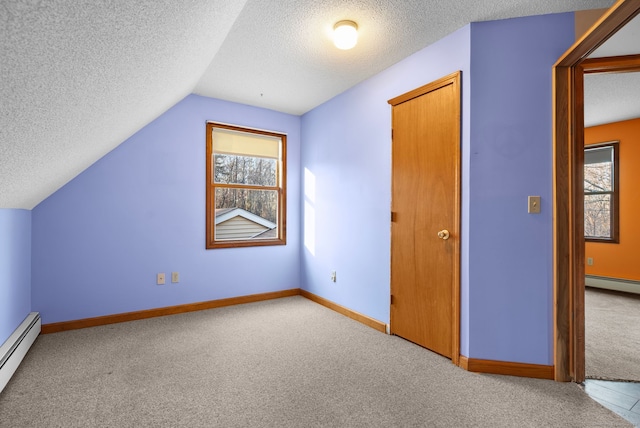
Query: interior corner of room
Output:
[[2, 2, 640, 425]]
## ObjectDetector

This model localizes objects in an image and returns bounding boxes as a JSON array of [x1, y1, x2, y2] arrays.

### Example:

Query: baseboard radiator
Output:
[[586, 275, 640, 295], [0, 312, 41, 393]]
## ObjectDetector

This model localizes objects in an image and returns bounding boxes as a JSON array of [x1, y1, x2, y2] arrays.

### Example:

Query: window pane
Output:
[[214, 188, 278, 241], [206, 122, 286, 249], [585, 145, 613, 165], [584, 193, 611, 238], [584, 160, 613, 193], [214, 154, 277, 186]]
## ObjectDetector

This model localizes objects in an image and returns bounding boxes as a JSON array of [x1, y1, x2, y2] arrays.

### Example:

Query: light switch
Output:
[[528, 196, 541, 214]]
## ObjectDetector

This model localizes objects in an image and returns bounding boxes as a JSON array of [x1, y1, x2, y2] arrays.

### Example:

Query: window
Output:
[[584, 142, 619, 243], [206, 123, 286, 249]]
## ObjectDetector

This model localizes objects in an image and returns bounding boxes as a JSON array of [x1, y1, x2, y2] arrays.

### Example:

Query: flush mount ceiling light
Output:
[[333, 20, 358, 50]]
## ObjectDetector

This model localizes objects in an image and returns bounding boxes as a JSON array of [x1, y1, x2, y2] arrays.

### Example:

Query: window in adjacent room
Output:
[[206, 122, 286, 249], [584, 142, 619, 243]]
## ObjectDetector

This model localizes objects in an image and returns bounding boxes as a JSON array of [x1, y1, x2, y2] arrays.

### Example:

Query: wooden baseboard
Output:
[[40, 290, 553, 381], [299, 289, 387, 333], [41, 289, 301, 334], [41, 288, 386, 336], [459, 356, 554, 380]]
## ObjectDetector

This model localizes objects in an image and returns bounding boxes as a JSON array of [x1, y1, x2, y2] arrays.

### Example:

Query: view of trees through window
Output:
[[584, 143, 617, 241], [206, 122, 286, 248], [584, 161, 612, 238], [214, 154, 278, 224]]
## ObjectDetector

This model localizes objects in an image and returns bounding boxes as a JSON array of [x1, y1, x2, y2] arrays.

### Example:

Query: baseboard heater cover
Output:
[[0, 312, 41, 393], [586, 275, 640, 295]]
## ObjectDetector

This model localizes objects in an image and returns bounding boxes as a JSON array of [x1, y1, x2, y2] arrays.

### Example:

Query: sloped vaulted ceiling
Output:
[[1, 0, 615, 209], [193, 0, 617, 115], [1, 0, 248, 209]]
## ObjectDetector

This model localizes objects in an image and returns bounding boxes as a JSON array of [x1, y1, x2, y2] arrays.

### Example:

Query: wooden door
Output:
[[389, 72, 461, 362]]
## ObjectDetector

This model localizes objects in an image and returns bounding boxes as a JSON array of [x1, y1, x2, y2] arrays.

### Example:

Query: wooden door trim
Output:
[[553, 0, 640, 382], [388, 71, 461, 107], [388, 71, 462, 366], [581, 54, 640, 74]]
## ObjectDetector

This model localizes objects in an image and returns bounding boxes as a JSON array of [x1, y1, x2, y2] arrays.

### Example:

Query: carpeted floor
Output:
[[586, 287, 640, 382], [0, 296, 631, 427]]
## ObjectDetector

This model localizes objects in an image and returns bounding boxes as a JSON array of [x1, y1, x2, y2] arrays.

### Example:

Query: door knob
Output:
[[437, 229, 450, 240]]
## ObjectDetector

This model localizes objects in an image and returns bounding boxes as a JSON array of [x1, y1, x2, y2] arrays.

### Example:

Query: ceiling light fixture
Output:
[[333, 20, 358, 50]]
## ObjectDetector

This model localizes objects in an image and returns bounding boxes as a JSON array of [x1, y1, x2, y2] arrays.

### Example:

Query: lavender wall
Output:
[[31, 95, 301, 324], [301, 12, 576, 366], [27, 12, 576, 367], [0, 209, 31, 345], [300, 27, 472, 332], [467, 13, 575, 365]]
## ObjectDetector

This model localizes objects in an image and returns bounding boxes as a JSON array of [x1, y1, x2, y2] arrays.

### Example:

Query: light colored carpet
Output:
[[0, 296, 631, 427], [586, 287, 640, 382]]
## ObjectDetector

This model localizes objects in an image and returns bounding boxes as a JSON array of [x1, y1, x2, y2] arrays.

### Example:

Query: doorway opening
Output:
[[553, 0, 640, 382]]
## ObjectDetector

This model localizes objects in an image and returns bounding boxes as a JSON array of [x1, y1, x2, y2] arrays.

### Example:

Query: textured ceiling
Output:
[[1, 0, 618, 209], [584, 13, 640, 128], [585, 71, 640, 127], [1, 0, 248, 209], [193, 0, 617, 115]]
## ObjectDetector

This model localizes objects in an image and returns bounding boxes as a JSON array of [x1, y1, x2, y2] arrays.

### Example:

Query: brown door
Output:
[[388, 72, 461, 362]]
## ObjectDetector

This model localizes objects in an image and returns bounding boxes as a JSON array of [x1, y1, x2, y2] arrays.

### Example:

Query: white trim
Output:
[[586, 275, 640, 295], [215, 208, 276, 229], [0, 312, 40, 393]]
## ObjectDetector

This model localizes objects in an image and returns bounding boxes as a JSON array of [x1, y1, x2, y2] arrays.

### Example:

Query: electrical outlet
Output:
[[171, 272, 179, 283], [157, 273, 165, 285], [587, 257, 594, 266], [330, 271, 337, 282]]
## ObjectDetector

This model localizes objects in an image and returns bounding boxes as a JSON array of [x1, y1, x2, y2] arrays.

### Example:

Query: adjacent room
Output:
[[2, 0, 639, 426], [580, 28, 640, 419]]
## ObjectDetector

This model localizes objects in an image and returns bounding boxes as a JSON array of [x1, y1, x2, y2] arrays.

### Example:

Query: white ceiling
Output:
[[584, 13, 640, 127], [193, 0, 618, 116], [589, 11, 640, 58], [1, 0, 249, 209], [1, 0, 616, 209], [585, 71, 640, 127]]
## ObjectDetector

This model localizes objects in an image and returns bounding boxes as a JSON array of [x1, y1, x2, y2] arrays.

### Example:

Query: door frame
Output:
[[388, 71, 461, 366], [553, 0, 640, 382]]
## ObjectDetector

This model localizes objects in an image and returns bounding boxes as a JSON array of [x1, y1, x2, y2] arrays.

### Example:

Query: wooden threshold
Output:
[[460, 356, 554, 380], [299, 289, 387, 333], [41, 289, 300, 334]]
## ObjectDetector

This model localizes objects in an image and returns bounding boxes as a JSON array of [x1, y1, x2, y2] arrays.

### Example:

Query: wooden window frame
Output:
[[584, 141, 619, 243], [206, 122, 287, 249]]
